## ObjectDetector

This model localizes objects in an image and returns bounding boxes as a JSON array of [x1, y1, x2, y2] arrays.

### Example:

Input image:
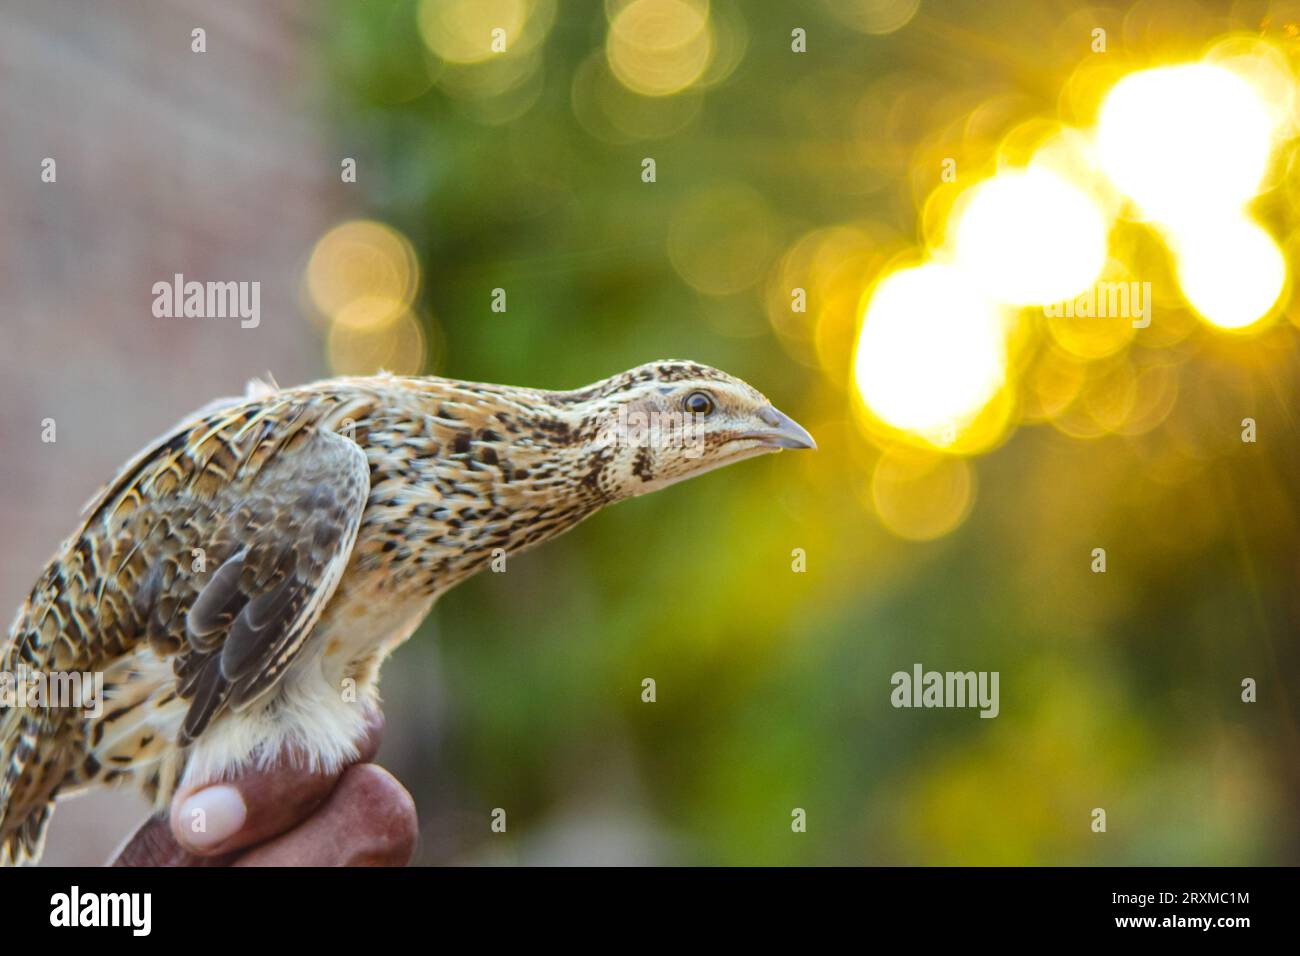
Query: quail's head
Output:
[[566, 360, 816, 500]]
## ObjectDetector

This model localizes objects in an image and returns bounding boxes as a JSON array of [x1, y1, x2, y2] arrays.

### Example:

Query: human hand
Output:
[[110, 711, 417, 866]]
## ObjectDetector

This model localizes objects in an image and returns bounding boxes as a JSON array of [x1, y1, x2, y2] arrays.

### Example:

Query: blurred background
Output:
[[3, 0, 1299, 864]]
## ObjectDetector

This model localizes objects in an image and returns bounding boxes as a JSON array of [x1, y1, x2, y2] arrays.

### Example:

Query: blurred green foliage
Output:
[[321, 0, 1299, 864]]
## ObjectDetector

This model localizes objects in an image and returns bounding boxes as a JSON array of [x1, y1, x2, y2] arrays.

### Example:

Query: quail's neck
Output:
[[343, 386, 614, 597]]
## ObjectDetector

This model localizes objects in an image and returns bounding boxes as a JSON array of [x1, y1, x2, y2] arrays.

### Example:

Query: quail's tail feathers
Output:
[[0, 708, 53, 866]]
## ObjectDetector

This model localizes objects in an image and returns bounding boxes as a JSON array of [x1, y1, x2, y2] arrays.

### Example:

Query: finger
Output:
[[111, 814, 235, 867], [233, 764, 418, 867], [168, 707, 384, 857]]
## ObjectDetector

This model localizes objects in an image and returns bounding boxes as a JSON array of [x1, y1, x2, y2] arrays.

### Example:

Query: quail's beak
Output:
[[743, 405, 817, 450]]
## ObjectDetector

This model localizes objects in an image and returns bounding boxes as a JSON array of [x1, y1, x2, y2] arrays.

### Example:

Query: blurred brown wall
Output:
[[0, 0, 340, 863]]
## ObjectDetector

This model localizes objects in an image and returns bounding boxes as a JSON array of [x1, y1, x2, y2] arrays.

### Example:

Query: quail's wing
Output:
[[172, 425, 370, 741], [12, 400, 372, 745]]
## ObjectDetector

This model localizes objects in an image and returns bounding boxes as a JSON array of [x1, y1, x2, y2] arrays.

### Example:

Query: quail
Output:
[[0, 360, 814, 863]]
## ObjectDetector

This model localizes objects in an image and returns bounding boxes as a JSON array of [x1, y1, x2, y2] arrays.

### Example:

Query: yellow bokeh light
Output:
[[854, 263, 1007, 441], [417, 0, 531, 64], [333, 296, 409, 334], [571, 51, 703, 143], [870, 451, 975, 541], [1115, 359, 1179, 437], [767, 223, 900, 372], [1043, 258, 1141, 360], [305, 220, 419, 323], [1095, 63, 1277, 224], [1169, 216, 1286, 331], [606, 0, 713, 97], [821, 0, 920, 36], [328, 309, 427, 377], [1020, 345, 1086, 423], [1078, 356, 1137, 433], [952, 168, 1109, 306], [438, 46, 544, 106], [1203, 37, 1297, 140]]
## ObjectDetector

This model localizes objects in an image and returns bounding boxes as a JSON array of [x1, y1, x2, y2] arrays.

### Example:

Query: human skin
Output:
[[110, 711, 417, 866]]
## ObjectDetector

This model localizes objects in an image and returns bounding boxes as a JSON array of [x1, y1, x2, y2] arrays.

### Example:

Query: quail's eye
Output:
[[683, 390, 715, 416]]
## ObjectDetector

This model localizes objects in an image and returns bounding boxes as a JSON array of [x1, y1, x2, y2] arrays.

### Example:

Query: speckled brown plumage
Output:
[[0, 361, 813, 863]]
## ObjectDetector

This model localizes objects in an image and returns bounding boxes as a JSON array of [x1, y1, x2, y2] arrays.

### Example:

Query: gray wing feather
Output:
[[174, 428, 370, 743]]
